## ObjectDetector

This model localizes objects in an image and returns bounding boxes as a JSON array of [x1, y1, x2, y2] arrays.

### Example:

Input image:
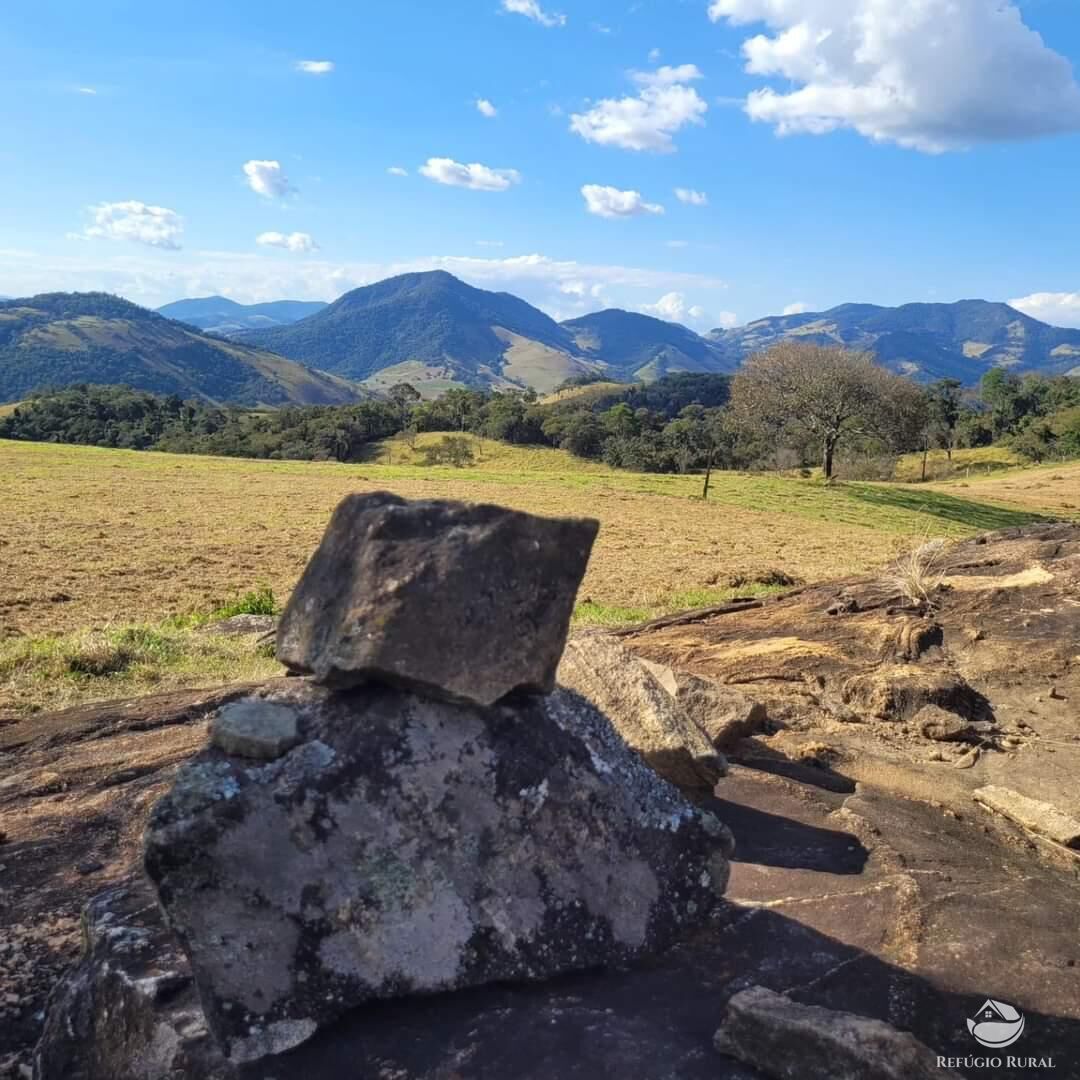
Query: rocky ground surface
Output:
[[2, 523, 1079, 1078]]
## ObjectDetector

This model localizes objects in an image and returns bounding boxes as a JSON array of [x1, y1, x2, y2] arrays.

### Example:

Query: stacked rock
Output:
[[142, 493, 734, 1065]]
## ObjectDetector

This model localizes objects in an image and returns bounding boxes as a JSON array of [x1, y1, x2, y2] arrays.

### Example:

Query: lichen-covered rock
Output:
[[714, 986, 962, 1080], [275, 493, 598, 706], [144, 680, 731, 1065], [558, 635, 726, 791], [34, 881, 230, 1080]]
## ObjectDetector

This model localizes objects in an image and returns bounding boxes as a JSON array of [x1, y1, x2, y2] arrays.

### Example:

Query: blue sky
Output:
[[3, 0, 1080, 328]]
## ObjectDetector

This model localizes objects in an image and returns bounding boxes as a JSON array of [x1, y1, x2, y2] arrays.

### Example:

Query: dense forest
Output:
[[2, 361, 1078, 476]]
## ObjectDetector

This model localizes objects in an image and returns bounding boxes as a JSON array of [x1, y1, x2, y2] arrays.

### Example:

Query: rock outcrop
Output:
[[276, 492, 599, 706], [144, 680, 731, 1063]]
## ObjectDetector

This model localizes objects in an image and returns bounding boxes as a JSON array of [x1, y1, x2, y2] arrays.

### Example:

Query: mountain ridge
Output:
[[709, 298, 1080, 382], [156, 296, 327, 335], [0, 292, 365, 406]]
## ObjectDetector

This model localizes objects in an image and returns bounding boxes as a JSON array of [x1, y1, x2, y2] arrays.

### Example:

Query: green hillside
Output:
[[0, 293, 365, 406]]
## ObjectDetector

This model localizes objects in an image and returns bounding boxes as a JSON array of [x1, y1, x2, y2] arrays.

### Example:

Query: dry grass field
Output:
[[0, 434, 1062, 714]]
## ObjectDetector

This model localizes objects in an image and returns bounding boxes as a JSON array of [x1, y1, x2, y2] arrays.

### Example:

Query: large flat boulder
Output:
[[144, 680, 732, 1065], [275, 493, 598, 706], [558, 635, 727, 792]]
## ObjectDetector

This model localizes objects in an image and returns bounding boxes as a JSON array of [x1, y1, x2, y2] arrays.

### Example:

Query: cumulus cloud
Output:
[[387, 166, 409, 176], [674, 187, 708, 206], [581, 185, 665, 219], [648, 48, 662, 63], [243, 160, 294, 198], [1009, 291, 1080, 328], [0, 248, 728, 323], [783, 301, 811, 315], [641, 291, 707, 323], [501, 0, 566, 28], [570, 65, 707, 152], [256, 231, 318, 253], [476, 98, 498, 118], [295, 60, 334, 74], [632, 64, 704, 88], [77, 201, 183, 250], [419, 157, 521, 191], [713, 311, 740, 329], [708, 0, 1080, 152]]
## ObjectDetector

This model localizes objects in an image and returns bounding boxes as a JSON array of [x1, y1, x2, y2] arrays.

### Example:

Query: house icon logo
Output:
[[967, 999, 1025, 1049]]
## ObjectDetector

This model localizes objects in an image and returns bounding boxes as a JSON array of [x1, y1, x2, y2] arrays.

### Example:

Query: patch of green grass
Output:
[[572, 582, 789, 629], [843, 483, 1050, 532], [0, 620, 283, 716]]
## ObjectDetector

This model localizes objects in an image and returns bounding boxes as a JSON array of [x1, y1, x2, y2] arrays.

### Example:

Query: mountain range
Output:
[[708, 300, 1080, 383], [1, 275, 1077, 408], [156, 296, 327, 335], [0, 293, 364, 406]]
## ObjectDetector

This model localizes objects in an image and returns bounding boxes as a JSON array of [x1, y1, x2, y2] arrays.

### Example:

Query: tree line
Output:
[[2, 346, 1077, 478]]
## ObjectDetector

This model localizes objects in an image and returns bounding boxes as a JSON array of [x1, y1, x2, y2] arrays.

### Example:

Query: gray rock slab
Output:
[[713, 985, 963, 1080], [275, 492, 598, 706], [144, 680, 731, 1064], [974, 785, 1080, 850], [559, 635, 727, 791]]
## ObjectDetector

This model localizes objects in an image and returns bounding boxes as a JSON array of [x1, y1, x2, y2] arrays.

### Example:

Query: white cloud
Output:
[[501, 0, 566, 28], [295, 60, 334, 75], [632, 64, 704, 88], [77, 201, 183, 250], [713, 311, 740, 329], [476, 98, 498, 118], [581, 185, 665, 219], [782, 301, 811, 316], [243, 160, 294, 198], [387, 166, 409, 177], [674, 187, 708, 206], [708, 0, 1080, 152], [0, 249, 727, 325], [641, 291, 709, 323], [648, 48, 662, 63], [1009, 291, 1080, 328], [419, 157, 521, 191], [476, 240, 505, 248], [570, 67, 707, 152], [256, 231, 318, 253], [78, 87, 97, 96], [666, 240, 690, 249]]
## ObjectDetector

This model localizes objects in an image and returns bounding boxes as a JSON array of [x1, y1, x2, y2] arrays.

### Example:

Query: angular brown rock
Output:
[[276, 493, 598, 706]]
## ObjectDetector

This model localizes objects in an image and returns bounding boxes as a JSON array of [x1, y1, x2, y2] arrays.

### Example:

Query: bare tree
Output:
[[728, 342, 926, 480]]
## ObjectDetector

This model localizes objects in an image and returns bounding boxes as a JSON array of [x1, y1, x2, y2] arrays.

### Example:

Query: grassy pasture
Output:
[[0, 434, 1061, 715]]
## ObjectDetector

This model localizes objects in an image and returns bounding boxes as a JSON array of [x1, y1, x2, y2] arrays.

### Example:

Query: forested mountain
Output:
[[0, 293, 365, 406], [237, 270, 606, 394], [709, 300, 1080, 382], [562, 309, 735, 380], [156, 296, 327, 335]]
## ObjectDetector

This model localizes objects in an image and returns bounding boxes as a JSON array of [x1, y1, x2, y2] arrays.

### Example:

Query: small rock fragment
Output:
[[276, 493, 598, 706], [714, 985, 961, 1080], [209, 699, 302, 761], [76, 859, 105, 876], [915, 705, 972, 742], [954, 746, 981, 769]]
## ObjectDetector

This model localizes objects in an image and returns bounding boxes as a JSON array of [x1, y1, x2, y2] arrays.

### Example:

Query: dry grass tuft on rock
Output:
[[888, 538, 948, 610]]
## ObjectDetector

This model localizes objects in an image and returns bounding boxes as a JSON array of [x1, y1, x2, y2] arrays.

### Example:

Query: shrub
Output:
[[888, 539, 947, 610], [421, 435, 476, 467]]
